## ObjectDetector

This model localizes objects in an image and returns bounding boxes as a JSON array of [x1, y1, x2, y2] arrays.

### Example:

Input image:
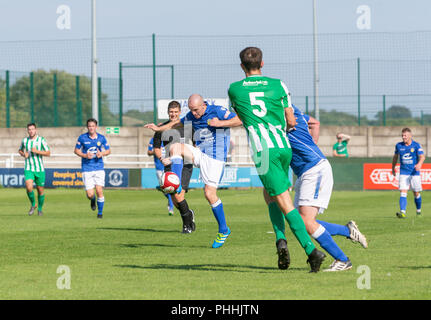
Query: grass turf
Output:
[[0, 188, 430, 300]]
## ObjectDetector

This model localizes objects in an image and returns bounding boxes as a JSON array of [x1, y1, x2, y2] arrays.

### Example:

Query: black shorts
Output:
[[165, 164, 193, 192]]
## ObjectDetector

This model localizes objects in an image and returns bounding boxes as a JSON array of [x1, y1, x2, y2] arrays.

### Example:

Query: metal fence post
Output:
[[76, 76, 81, 126], [382, 95, 386, 126], [5, 70, 10, 128], [98, 77, 102, 126], [30, 72, 34, 123], [305, 96, 309, 114], [152, 33, 157, 124], [357, 58, 361, 126], [119, 62, 123, 127], [171, 65, 174, 99], [53, 73, 58, 127]]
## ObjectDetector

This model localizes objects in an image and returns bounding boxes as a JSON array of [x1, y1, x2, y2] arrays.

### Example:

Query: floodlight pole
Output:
[[91, 0, 99, 121], [312, 0, 319, 121]]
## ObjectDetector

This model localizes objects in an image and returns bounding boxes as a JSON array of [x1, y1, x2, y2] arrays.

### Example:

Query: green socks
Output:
[[268, 202, 286, 242], [38, 194, 45, 211], [27, 191, 36, 207], [284, 208, 316, 256]]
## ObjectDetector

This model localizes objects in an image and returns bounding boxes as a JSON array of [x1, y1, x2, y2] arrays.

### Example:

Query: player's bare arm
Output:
[[341, 133, 351, 142], [74, 148, 90, 159], [145, 119, 182, 132], [207, 115, 243, 128], [96, 149, 111, 158], [392, 154, 399, 175], [31, 147, 51, 157], [18, 148, 29, 158], [285, 107, 297, 131], [415, 154, 425, 171], [307, 116, 320, 144]]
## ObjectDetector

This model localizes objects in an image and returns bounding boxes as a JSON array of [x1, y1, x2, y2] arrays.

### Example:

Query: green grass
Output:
[[0, 188, 430, 300]]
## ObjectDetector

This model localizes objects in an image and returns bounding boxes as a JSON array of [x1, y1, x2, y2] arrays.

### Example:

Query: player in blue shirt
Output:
[[145, 94, 242, 248], [147, 138, 174, 215], [392, 127, 425, 218], [74, 118, 111, 218], [266, 105, 368, 271]]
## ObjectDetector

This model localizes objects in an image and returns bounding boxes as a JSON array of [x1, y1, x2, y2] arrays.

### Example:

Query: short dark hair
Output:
[[87, 118, 98, 126], [168, 100, 181, 111], [27, 123, 36, 129], [240, 47, 263, 71], [402, 127, 411, 133]]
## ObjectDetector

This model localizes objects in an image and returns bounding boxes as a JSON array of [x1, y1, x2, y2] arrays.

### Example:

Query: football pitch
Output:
[[0, 187, 430, 300]]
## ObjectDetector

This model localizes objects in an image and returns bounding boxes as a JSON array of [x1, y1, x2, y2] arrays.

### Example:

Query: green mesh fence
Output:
[[1, 32, 430, 127]]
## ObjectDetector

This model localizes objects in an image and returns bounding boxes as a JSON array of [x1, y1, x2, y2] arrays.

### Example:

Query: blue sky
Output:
[[0, 0, 430, 40]]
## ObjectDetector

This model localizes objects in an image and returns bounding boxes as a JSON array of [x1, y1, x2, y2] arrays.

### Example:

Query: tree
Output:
[[8, 69, 118, 127]]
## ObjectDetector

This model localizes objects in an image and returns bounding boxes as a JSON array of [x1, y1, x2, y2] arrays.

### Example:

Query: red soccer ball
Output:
[[160, 171, 180, 194]]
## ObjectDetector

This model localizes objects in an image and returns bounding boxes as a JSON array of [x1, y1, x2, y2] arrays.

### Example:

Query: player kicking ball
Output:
[[145, 94, 241, 248], [74, 118, 111, 218], [392, 127, 425, 218], [18, 123, 51, 216]]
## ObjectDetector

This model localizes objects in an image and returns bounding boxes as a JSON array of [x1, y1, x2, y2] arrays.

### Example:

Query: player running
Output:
[[286, 104, 368, 271], [74, 118, 111, 219], [226, 46, 326, 272], [145, 94, 241, 248], [392, 127, 425, 218], [147, 137, 174, 216], [18, 123, 51, 216], [152, 100, 195, 232]]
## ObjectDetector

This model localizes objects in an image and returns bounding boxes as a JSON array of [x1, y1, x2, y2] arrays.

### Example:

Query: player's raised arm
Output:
[[285, 106, 297, 131], [145, 119, 182, 132], [307, 115, 320, 144], [208, 115, 243, 128]]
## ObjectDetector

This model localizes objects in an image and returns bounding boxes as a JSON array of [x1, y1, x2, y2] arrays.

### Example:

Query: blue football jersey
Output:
[[181, 103, 236, 162], [287, 105, 326, 177], [148, 137, 165, 171], [75, 133, 110, 172], [395, 140, 424, 176]]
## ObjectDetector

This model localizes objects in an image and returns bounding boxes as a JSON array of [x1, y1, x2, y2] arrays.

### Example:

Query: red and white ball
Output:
[[160, 171, 180, 194]]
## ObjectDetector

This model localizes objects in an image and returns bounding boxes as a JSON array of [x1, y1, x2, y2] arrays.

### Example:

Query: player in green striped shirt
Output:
[[18, 123, 51, 216], [227, 47, 326, 272]]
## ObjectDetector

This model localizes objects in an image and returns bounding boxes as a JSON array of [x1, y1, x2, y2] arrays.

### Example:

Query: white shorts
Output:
[[294, 159, 333, 214], [184, 144, 225, 188], [82, 170, 105, 190], [398, 174, 422, 192]]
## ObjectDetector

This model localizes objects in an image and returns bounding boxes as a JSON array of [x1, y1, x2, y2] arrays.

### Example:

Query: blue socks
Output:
[[399, 192, 407, 213], [165, 193, 174, 211], [97, 197, 104, 216], [415, 194, 422, 212], [312, 225, 349, 262], [316, 220, 350, 237], [171, 156, 183, 181], [211, 199, 228, 234]]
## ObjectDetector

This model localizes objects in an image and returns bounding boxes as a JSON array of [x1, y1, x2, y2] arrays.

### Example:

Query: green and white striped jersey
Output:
[[228, 75, 292, 153], [19, 136, 50, 172]]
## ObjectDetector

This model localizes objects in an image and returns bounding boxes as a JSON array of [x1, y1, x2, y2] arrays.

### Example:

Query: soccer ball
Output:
[[160, 171, 180, 194]]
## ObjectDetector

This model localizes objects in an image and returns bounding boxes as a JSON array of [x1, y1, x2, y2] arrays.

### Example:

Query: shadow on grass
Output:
[[114, 263, 307, 273], [119, 243, 178, 249], [399, 266, 431, 270], [98, 227, 179, 233]]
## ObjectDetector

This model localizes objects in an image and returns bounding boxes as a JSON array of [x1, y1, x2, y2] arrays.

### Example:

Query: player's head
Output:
[[86, 118, 98, 134], [336, 133, 342, 141], [26, 123, 37, 138], [167, 100, 181, 121], [401, 127, 412, 144], [239, 47, 264, 73], [188, 94, 206, 119]]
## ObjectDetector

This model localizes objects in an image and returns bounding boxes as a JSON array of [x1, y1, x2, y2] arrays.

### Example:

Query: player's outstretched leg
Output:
[[316, 219, 368, 249], [27, 190, 37, 216]]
